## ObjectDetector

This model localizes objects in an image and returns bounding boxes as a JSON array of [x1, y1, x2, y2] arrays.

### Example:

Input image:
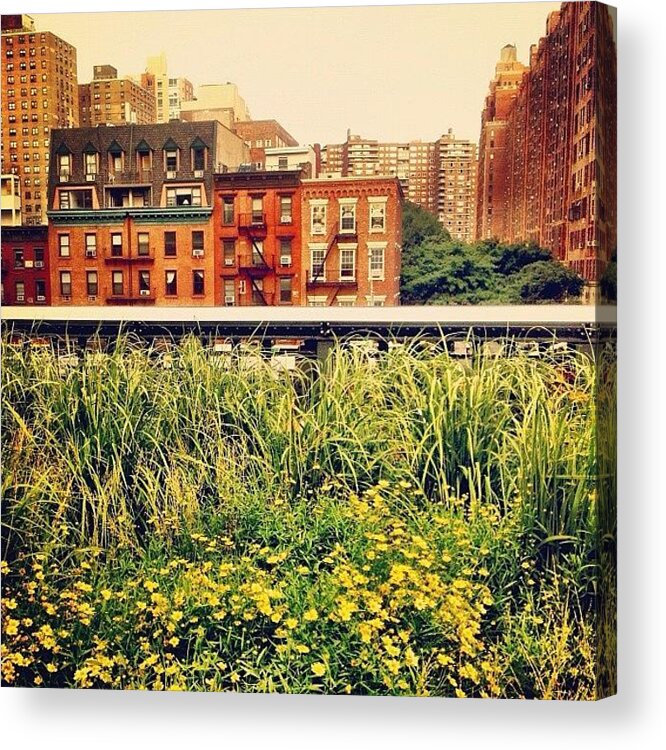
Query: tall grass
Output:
[[1, 334, 616, 697]]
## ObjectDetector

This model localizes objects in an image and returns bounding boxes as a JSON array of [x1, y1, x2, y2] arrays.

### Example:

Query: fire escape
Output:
[[238, 211, 271, 305], [306, 221, 359, 305]]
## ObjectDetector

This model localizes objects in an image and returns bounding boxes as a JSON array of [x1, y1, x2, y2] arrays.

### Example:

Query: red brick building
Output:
[[301, 176, 402, 307], [1, 225, 49, 305], [479, 2, 616, 298], [215, 170, 303, 306], [46, 121, 247, 306]]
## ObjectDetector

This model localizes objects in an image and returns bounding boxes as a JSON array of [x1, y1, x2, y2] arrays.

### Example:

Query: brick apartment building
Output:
[[1, 225, 50, 305], [478, 2, 616, 296], [1, 14, 79, 226], [46, 121, 248, 306], [78, 65, 156, 127], [215, 170, 304, 306], [301, 176, 402, 307]]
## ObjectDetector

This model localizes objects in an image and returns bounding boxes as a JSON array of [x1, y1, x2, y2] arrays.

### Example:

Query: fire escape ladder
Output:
[[249, 234, 269, 267], [250, 277, 268, 306], [312, 221, 339, 281]]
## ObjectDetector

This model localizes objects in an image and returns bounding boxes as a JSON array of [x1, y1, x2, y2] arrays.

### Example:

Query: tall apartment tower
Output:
[[142, 53, 169, 123], [488, 2, 616, 298], [476, 44, 528, 241], [437, 130, 477, 242], [78, 65, 156, 127], [1, 14, 79, 226]]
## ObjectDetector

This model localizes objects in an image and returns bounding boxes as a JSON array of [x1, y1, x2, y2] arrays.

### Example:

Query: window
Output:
[[58, 234, 70, 258], [34, 248, 44, 267], [222, 197, 234, 225], [166, 186, 201, 206], [251, 278, 264, 305], [109, 152, 123, 174], [251, 197, 263, 224], [164, 231, 177, 257], [111, 233, 123, 257], [35, 279, 46, 302], [311, 204, 326, 235], [165, 270, 177, 296], [137, 232, 150, 257], [279, 195, 292, 223], [223, 239, 235, 266], [251, 240, 264, 267], [192, 270, 205, 296], [369, 244, 385, 280], [111, 270, 124, 296], [278, 156, 289, 170], [239, 280, 246, 295], [15, 281, 25, 303], [138, 270, 151, 294], [340, 203, 357, 234], [223, 279, 235, 306], [192, 146, 205, 172], [279, 277, 292, 304], [369, 201, 386, 232], [279, 238, 292, 266], [86, 271, 98, 296], [164, 146, 178, 173], [340, 247, 356, 280], [311, 247, 326, 280], [85, 234, 97, 257], [191, 231, 204, 257], [13, 248, 24, 269], [60, 270, 72, 297], [58, 153, 71, 177], [84, 151, 97, 176]]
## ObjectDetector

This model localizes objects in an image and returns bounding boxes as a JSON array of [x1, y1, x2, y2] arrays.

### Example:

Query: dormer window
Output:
[[190, 137, 207, 175], [163, 138, 179, 176], [135, 140, 152, 174], [107, 140, 124, 176], [83, 143, 99, 180], [56, 146, 71, 180]]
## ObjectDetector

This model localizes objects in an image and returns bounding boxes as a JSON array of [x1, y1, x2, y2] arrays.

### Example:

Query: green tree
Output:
[[600, 253, 617, 302], [401, 201, 450, 251], [510, 260, 584, 303]]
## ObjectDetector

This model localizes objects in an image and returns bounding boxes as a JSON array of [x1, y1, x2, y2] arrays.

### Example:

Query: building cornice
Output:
[[46, 207, 213, 225]]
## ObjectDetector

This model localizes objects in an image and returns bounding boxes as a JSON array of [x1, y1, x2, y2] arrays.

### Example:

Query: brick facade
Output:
[[1, 225, 50, 305], [301, 176, 402, 307], [215, 170, 303, 306], [231, 120, 299, 170]]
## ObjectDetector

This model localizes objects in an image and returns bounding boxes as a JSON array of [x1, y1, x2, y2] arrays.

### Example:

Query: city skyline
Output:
[[35, 1, 561, 145]]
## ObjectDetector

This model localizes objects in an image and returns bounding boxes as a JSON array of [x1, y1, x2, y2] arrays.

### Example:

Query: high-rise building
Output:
[[476, 44, 528, 242], [142, 52, 169, 124], [180, 83, 250, 128], [78, 65, 156, 127], [479, 2, 616, 297], [437, 130, 477, 242], [1, 14, 79, 226], [168, 77, 194, 121]]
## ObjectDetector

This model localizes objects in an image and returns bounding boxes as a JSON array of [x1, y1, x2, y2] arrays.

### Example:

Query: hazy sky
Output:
[[34, 1, 561, 145]]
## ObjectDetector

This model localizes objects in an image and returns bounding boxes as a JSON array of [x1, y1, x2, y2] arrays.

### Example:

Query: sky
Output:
[[32, 0, 561, 146]]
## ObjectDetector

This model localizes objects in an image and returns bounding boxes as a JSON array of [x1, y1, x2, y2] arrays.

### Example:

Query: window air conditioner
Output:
[[36, 295, 45, 302], [60, 171, 70, 182], [281, 214, 292, 224], [85, 249, 96, 258], [24, 260, 34, 268], [86, 173, 96, 182], [280, 255, 291, 266], [16, 295, 25, 302], [34, 260, 44, 268], [166, 170, 177, 179], [224, 295, 235, 305], [193, 248, 204, 257], [194, 169, 204, 178], [61, 295, 71, 302], [87, 295, 97, 302], [139, 289, 150, 296], [224, 258, 234, 266]]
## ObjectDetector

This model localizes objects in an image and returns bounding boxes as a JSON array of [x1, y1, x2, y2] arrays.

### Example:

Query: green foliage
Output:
[[600, 253, 617, 302], [1, 337, 615, 698], [400, 207, 585, 304]]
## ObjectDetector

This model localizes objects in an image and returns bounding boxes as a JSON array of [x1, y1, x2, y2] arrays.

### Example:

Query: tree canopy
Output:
[[400, 203, 585, 305]]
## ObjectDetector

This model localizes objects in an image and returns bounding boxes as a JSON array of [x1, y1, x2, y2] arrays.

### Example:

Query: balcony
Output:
[[103, 247, 155, 264], [238, 252, 271, 277], [107, 171, 153, 185], [306, 271, 358, 289], [238, 213, 267, 231]]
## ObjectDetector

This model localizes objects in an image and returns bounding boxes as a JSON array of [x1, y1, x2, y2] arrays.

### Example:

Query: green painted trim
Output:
[[47, 208, 213, 226]]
